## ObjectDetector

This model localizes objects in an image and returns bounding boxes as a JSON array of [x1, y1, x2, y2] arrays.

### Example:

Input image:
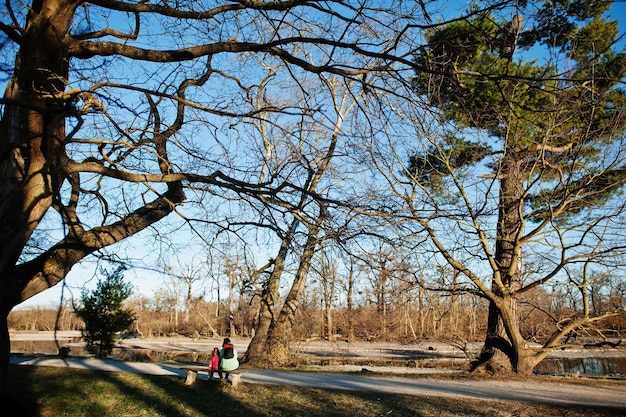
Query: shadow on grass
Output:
[[3, 364, 626, 417], [2, 364, 259, 417], [2, 366, 41, 416]]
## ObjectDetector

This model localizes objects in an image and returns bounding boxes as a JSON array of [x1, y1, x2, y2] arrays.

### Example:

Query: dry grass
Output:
[[2, 365, 624, 417]]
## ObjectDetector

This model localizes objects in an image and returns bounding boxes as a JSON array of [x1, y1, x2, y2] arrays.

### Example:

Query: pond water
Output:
[[535, 356, 626, 378], [10, 340, 213, 363]]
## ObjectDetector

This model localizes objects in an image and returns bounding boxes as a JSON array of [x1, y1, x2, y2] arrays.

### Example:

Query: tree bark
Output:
[[266, 226, 321, 364], [0, 0, 193, 393], [0, 1, 76, 395], [0, 310, 9, 398], [244, 240, 288, 363], [474, 151, 525, 373]]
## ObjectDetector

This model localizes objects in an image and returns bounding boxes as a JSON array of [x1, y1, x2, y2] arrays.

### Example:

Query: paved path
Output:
[[10, 356, 626, 410]]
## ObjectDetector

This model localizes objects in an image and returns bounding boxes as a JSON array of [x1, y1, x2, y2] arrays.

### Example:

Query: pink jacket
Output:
[[209, 354, 220, 371]]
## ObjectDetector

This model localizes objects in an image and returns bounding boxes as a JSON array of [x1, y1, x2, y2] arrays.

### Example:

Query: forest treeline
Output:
[[10, 282, 624, 344]]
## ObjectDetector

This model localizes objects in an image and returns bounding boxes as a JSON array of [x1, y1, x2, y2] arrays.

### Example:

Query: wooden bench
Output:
[[179, 365, 242, 387]]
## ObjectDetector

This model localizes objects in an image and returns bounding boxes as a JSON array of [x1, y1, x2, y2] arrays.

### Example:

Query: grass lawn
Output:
[[2, 364, 624, 417]]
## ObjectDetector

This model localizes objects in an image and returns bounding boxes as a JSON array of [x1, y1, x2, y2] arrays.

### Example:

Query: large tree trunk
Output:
[[473, 152, 526, 373], [244, 240, 288, 363], [266, 227, 321, 364], [0, 0, 77, 398], [0, 0, 78, 265], [0, 1, 191, 395], [0, 309, 9, 399]]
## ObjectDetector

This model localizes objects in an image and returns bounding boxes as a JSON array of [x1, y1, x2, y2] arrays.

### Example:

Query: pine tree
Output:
[[75, 267, 135, 358], [411, 0, 626, 374]]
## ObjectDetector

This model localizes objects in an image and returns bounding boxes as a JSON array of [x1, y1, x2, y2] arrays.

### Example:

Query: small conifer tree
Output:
[[75, 267, 135, 358]]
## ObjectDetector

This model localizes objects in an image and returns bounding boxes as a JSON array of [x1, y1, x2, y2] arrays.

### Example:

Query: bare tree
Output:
[[162, 257, 208, 331], [343, 254, 358, 342], [216, 250, 256, 337], [245, 75, 361, 364], [318, 247, 339, 340]]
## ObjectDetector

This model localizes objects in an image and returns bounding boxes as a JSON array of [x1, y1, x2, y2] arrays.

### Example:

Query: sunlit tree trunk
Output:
[[320, 251, 337, 341], [244, 238, 288, 363], [474, 152, 527, 373], [228, 265, 236, 337], [246, 77, 352, 363], [0, 0, 76, 391], [345, 258, 356, 342], [266, 227, 321, 363]]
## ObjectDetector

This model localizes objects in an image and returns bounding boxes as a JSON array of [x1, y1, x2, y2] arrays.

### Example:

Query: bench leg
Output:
[[230, 373, 241, 387], [184, 370, 197, 385]]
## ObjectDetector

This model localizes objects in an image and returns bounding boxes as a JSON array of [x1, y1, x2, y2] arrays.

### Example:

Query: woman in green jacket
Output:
[[219, 338, 239, 380]]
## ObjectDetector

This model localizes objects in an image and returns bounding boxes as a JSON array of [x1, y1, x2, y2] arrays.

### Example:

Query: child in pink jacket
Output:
[[208, 347, 221, 380]]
